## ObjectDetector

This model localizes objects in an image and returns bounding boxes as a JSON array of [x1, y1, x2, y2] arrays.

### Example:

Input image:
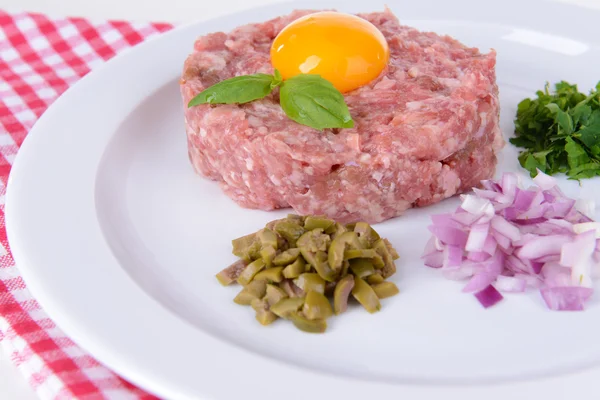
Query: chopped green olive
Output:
[[383, 238, 400, 260], [221, 216, 399, 333], [234, 278, 268, 305], [328, 231, 362, 273], [271, 297, 305, 319], [265, 218, 286, 231], [324, 281, 337, 296], [349, 258, 375, 278], [280, 279, 305, 298], [297, 228, 331, 253], [260, 246, 277, 267], [274, 220, 305, 247], [340, 260, 350, 277], [307, 251, 337, 282], [237, 258, 266, 286], [354, 222, 380, 248], [304, 215, 335, 231], [298, 229, 336, 281], [352, 276, 381, 313], [257, 228, 278, 249], [282, 257, 306, 279], [333, 275, 355, 315], [265, 284, 288, 306], [344, 248, 378, 260], [251, 298, 278, 326], [253, 266, 284, 283], [234, 290, 255, 305], [233, 234, 262, 261], [216, 259, 248, 286], [371, 253, 385, 269], [277, 235, 289, 251], [290, 312, 327, 333], [373, 239, 396, 278], [273, 248, 301, 266], [232, 233, 256, 258], [287, 214, 305, 224], [366, 273, 385, 285], [325, 222, 346, 238], [303, 291, 333, 320], [294, 273, 326, 294], [372, 281, 399, 299]]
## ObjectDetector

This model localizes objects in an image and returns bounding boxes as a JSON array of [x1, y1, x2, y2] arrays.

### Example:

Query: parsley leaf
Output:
[[510, 80, 600, 179], [577, 110, 600, 150]]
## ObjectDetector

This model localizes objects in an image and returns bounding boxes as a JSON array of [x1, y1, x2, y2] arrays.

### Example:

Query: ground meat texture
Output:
[[180, 9, 503, 224]]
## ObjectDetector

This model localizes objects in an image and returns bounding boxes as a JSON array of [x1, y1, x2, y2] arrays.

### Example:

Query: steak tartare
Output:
[[180, 9, 503, 223]]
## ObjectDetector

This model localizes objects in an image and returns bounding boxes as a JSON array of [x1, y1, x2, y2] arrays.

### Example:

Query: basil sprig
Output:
[[188, 69, 354, 130]]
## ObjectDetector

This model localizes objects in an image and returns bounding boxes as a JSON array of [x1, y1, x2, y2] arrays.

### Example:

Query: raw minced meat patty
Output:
[[180, 9, 503, 224]]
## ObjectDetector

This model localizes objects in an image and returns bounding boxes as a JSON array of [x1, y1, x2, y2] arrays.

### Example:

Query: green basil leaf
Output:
[[271, 69, 283, 90], [279, 74, 354, 130], [188, 73, 275, 107]]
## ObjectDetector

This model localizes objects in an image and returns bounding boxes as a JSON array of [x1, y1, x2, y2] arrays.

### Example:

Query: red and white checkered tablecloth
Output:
[[0, 10, 173, 399]]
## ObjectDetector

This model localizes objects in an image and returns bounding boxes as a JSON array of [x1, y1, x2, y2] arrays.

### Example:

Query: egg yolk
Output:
[[270, 12, 390, 93]]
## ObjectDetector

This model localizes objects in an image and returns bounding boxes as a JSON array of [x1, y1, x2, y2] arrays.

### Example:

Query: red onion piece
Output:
[[465, 223, 490, 252], [541, 286, 593, 311], [428, 226, 468, 247], [423, 171, 599, 311], [443, 245, 463, 268], [495, 276, 527, 292], [533, 168, 557, 190], [474, 285, 504, 308]]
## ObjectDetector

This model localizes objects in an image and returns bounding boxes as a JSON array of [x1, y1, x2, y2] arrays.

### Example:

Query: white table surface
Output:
[[0, 0, 598, 398]]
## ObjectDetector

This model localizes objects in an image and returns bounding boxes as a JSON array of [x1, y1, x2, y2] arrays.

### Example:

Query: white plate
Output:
[[7, 0, 600, 399]]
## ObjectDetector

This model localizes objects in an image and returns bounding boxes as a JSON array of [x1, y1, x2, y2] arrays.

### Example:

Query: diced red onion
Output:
[[482, 235, 498, 255], [490, 216, 521, 241], [573, 222, 600, 237], [461, 195, 494, 218], [443, 263, 478, 280], [423, 171, 599, 311], [561, 230, 596, 288], [474, 285, 504, 308], [494, 276, 527, 292], [467, 251, 490, 262], [513, 188, 537, 210], [491, 230, 511, 251], [452, 211, 482, 226], [515, 235, 571, 260], [428, 226, 468, 247], [465, 223, 490, 252], [541, 286, 593, 311], [423, 252, 443, 268], [532, 169, 557, 190], [575, 199, 595, 219], [501, 173, 519, 198], [443, 245, 463, 269], [463, 272, 496, 293], [422, 236, 438, 257]]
